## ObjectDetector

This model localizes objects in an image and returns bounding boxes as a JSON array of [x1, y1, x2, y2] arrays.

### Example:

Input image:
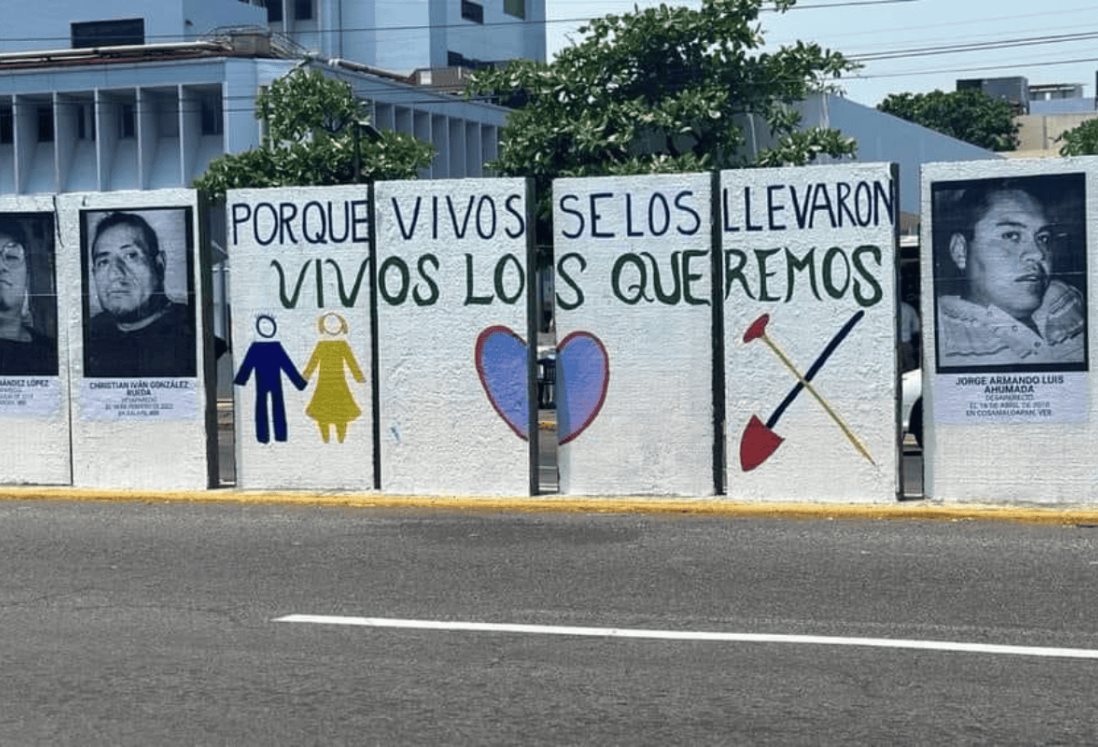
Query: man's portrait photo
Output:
[[0, 213, 58, 376], [80, 208, 196, 378], [931, 173, 1088, 373]]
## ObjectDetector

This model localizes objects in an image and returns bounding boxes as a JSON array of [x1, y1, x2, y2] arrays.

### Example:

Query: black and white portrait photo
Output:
[[80, 207, 196, 378], [0, 213, 58, 376], [932, 173, 1088, 373]]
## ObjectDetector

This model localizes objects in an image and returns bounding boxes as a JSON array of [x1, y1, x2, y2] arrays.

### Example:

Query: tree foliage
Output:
[[877, 89, 1019, 151], [195, 68, 434, 198], [467, 0, 857, 195], [1057, 118, 1098, 156]]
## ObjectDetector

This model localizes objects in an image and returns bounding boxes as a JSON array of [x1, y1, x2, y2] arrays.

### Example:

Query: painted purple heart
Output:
[[556, 331, 609, 445], [475, 326, 530, 440]]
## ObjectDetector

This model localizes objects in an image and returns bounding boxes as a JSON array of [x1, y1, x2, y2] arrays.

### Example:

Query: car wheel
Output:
[[909, 398, 923, 449]]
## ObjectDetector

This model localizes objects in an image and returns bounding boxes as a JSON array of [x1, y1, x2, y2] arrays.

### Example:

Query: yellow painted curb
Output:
[[0, 486, 1095, 525]]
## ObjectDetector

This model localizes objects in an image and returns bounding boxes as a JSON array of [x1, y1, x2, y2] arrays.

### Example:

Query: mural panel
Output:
[[722, 164, 900, 502], [374, 178, 535, 496], [553, 174, 715, 496], [923, 158, 1098, 503], [227, 186, 375, 490], [0, 197, 70, 485], [60, 190, 214, 490]]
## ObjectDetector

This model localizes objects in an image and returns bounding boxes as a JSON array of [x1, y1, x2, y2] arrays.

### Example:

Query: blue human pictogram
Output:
[[233, 315, 306, 444]]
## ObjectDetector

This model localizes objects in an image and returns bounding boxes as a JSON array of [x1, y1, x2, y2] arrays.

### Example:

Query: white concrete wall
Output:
[[722, 164, 900, 502], [0, 196, 71, 485], [553, 174, 714, 496], [374, 178, 533, 495], [922, 157, 1098, 504], [59, 189, 213, 489], [227, 186, 375, 490]]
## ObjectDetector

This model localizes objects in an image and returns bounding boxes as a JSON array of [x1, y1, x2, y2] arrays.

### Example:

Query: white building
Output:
[[266, 0, 547, 72], [0, 0, 546, 70], [0, 0, 545, 196]]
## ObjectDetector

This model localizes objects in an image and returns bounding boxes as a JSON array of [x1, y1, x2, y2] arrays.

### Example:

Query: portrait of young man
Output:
[[80, 208, 197, 378], [0, 213, 58, 377], [932, 173, 1088, 373]]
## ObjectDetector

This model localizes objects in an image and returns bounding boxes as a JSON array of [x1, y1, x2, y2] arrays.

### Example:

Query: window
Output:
[[266, 1, 283, 22], [0, 110, 12, 145], [119, 103, 136, 139], [200, 95, 223, 136], [36, 106, 53, 143], [76, 103, 96, 141], [71, 19, 145, 48], [448, 51, 489, 70], [503, 0, 525, 19], [460, 0, 484, 24], [294, 0, 313, 20]]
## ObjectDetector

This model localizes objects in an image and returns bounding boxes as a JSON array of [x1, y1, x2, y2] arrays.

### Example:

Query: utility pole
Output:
[[353, 119, 381, 183]]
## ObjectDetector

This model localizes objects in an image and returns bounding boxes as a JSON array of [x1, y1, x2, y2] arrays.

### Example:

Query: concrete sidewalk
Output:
[[0, 484, 1097, 526]]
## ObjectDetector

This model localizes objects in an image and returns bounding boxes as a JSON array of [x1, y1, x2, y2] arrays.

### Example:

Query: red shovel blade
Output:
[[743, 314, 770, 343], [740, 414, 785, 472]]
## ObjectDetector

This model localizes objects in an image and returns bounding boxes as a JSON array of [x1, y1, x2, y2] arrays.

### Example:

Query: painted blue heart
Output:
[[475, 326, 530, 440], [556, 331, 609, 445]]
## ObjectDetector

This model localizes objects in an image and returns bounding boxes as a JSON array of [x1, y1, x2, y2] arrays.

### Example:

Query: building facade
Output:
[[267, 0, 547, 72], [0, 0, 536, 197], [0, 0, 547, 71]]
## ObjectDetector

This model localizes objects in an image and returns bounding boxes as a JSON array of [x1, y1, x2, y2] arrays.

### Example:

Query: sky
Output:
[[545, 0, 1098, 106]]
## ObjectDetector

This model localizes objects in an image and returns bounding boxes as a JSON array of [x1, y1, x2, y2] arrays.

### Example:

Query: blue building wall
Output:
[[800, 94, 1001, 219], [0, 0, 265, 52], [264, 0, 546, 71], [0, 0, 547, 71]]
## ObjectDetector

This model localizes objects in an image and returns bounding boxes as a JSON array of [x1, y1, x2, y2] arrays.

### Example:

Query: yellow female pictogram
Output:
[[303, 312, 366, 443]]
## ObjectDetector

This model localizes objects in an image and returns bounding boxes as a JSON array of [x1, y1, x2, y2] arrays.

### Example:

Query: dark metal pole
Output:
[[353, 121, 362, 183]]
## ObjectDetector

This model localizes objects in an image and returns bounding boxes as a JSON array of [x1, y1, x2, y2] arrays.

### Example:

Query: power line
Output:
[[850, 30, 1098, 62], [843, 55, 1098, 82], [767, 3, 1097, 45]]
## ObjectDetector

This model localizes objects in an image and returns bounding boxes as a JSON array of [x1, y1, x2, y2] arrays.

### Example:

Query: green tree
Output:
[[877, 89, 1019, 151], [195, 68, 434, 198], [467, 0, 857, 197], [1057, 118, 1098, 156]]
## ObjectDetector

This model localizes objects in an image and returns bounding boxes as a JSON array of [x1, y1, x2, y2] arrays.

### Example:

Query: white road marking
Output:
[[273, 615, 1098, 660]]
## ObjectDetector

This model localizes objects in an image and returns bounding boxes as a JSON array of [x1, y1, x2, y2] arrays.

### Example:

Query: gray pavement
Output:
[[1, 500, 1096, 744]]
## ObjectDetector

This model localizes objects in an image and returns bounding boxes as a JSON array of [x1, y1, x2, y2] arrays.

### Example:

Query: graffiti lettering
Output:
[[557, 190, 703, 239], [377, 254, 440, 307], [231, 200, 369, 246], [464, 253, 525, 306], [610, 250, 710, 306], [269, 257, 378, 309], [724, 245, 883, 308], [722, 180, 894, 232], [556, 252, 587, 311], [388, 193, 526, 241]]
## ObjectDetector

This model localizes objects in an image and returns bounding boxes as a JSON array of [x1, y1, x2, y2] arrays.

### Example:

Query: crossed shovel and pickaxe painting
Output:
[[739, 311, 876, 472]]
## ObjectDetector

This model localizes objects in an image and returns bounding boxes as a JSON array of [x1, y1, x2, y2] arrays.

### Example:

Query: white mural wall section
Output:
[[227, 186, 375, 490], [374, 178, 535, 495], [722, 164, 900, 502], [922, 157, 1098, 503], [58, 190, 215, 490], [553, 174, 715, 496], [0, 196, 71, 485]]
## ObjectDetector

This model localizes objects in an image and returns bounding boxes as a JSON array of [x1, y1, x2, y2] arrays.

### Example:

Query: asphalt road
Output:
[[2, 500, 1095, 745]]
